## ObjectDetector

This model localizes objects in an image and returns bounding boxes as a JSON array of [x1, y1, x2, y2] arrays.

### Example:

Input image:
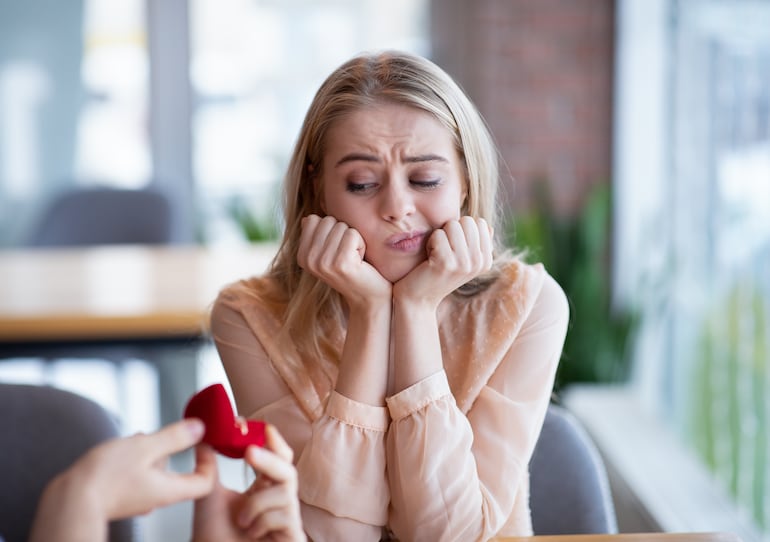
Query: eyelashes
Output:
[[345, 179, 442, 194], [410, 180, 441, 190], [346, 183, 374, 193]]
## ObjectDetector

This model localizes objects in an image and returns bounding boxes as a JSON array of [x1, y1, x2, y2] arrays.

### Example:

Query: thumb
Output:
[[195, 444, 219, 484]]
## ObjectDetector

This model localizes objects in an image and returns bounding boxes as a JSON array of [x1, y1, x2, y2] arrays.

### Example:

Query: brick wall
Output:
[[431, 0, 615, 217]]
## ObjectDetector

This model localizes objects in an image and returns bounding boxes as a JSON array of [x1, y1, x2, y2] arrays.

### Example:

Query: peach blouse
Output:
[[210, 259, 568, 542]]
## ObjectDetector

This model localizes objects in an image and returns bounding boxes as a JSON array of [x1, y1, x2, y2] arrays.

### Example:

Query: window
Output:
[[615, 0, 770, 534], [0, 0, 149, 247], [77, 0, 150, 187]]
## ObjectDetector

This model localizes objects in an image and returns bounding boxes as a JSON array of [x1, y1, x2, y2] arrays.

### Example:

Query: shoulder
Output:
[[533, 269, 570, 326], [216, 275, 269, 305], [492, 259, 570, 347], [214, 275, 284, 314], [484, 258, 547, 308], [210, 275, 285, 334], [442, 259, 549, 333], [457, 259, 568, 331], [496, 259, 568, 326], [497, 257, 544, 288]]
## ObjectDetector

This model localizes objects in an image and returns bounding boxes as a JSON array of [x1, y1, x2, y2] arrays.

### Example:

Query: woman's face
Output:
[[318, 102, 467, 282]]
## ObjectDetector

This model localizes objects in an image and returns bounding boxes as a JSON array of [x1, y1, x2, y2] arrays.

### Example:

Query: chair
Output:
[[529, 403, 618, 535], [0, 383, 135, 542], [26, 185, 173, 247]]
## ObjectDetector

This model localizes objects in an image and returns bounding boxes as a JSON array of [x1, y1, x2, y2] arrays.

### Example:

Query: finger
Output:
[[297, 214, 321, 269], [442, 220, 469, 269], [247, 507, 298, 539], [155, 444, 218, 503], [426, 228, 449, 260], [147, 418, 206, 458], [443, 220, 466, 253], [462, 216, 490, 272], [193, 443, 218, 481], [459, 216, 481, 256], [237, 485, 295, 530], [320, 221, 349, 270], [339, 226, 366, 263], [264, 424, 294, 464], [305, 215, 338, 269], [244, 445, 297, 485], [477, 218, 494, 268]]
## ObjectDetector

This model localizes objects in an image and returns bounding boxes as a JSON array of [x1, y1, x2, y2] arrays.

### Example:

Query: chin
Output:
[[379, 261, 420, 283], [369, 253, 424, 283], [383, 269, 409, 283]]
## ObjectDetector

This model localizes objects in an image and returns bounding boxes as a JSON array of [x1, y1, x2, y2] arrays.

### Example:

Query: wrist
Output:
[[346, 295, 392, 320], [30, 470, 107, 542], [391, 289, 439, 315], [59, 467, 107, 517]]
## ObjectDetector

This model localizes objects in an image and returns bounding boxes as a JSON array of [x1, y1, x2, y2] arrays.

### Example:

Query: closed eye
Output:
[[410, 179, 441, 190], [346, 182, 377, 194]]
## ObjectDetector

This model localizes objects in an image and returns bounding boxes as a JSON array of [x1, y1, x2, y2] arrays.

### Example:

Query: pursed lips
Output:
[[386, 230, 428, 252]]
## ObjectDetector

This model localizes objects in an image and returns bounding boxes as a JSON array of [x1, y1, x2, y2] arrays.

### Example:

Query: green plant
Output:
[[691, 278, 768, 529], [228, 197, 280, 242], [505, 180, 637, 390]]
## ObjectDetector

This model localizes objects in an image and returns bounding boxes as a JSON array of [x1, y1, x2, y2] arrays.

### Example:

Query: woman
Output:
[[211, 50, 568, 541]]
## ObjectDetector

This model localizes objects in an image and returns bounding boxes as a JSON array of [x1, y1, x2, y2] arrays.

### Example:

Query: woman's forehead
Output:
[[320, 108, 458, 169]]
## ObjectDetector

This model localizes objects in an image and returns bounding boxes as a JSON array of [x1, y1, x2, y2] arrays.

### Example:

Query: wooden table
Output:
[[0, 243, 277, 342], [493, 533, 742, 542], [0, 243, 278, 424], [385, 533, 743, 542]]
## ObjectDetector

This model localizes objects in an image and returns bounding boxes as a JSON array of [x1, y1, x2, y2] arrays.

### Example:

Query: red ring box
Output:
[[183, 383, 266, 458]]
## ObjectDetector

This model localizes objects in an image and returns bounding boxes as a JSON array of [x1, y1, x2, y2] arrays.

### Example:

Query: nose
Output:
[[380, 178, 415, 223]]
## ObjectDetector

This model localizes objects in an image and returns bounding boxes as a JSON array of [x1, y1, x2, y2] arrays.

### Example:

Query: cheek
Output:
[[320, 190, 347, 219], [325, 197, 371, 231], [424, 192, 464, 223]]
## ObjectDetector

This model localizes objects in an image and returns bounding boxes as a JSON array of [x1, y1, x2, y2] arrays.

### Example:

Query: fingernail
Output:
[[185, 418, 205, 438], [246, 445, 265, 461]]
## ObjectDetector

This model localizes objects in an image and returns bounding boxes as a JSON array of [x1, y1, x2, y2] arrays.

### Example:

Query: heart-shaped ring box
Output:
[[183, 383, 266, 458]]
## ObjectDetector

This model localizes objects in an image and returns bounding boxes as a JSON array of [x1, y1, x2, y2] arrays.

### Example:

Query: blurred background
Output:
[[0, 0, 768, 540]]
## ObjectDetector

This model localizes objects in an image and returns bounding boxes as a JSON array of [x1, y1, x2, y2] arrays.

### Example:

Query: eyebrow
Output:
[[334, 153, 449, 167]]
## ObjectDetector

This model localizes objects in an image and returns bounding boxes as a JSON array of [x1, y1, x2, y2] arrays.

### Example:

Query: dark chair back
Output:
[[529, 403, 618, 534], [27, 186, 173, 247]]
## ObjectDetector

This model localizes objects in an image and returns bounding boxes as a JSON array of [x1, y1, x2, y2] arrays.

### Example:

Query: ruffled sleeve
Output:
[[297, 392, 389, 528]]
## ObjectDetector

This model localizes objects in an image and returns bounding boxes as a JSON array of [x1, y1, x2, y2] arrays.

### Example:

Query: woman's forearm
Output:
[[334, 300, 392, 406], [391, 297, 443, 393]]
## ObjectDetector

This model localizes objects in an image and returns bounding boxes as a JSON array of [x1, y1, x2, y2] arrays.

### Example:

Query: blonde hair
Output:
[[267, 50, 514, 365]]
